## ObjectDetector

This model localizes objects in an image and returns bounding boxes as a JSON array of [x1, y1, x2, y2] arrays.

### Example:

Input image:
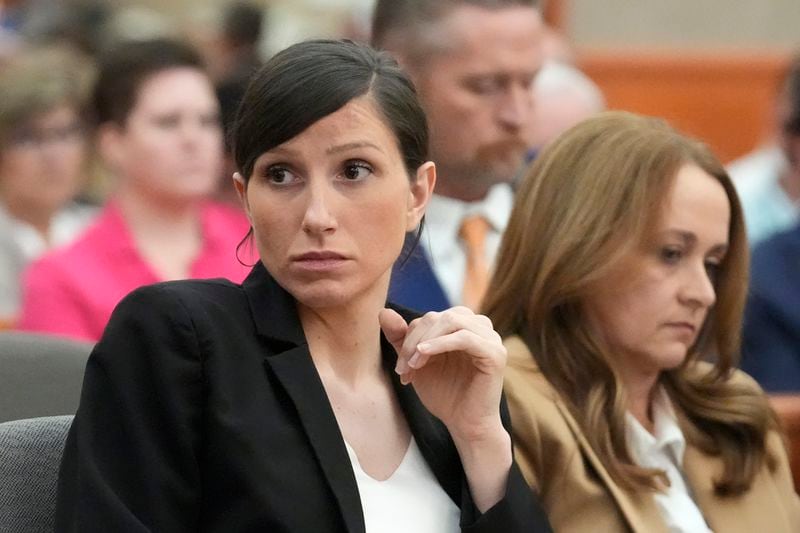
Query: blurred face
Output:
[[235, 96, 434, 310], [582, 164, 731, 384], [408, 5, 543, 200], [103, 67, 222, 204], [0, 105, 86, 220]]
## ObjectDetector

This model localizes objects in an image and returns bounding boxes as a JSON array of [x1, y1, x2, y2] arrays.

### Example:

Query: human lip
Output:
[[664, 322, 698, 337], [290, 251, 349, 271]]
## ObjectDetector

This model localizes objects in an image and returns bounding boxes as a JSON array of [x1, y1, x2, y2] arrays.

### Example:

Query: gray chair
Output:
[[0, 332, 93, 423], [0, 415, 73, 532]]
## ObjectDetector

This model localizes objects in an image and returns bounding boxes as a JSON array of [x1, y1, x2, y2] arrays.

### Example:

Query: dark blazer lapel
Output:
[[265, 346, 365, 533], [243, 264, 365, 533], [384, 337, 462, 505]]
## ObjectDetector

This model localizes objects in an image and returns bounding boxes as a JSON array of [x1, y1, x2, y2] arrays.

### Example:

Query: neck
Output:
[[299, 278, 390, 387], [623, 369, 660, 434], [115, 183, 202, 239], [1, 199, 54, 240]]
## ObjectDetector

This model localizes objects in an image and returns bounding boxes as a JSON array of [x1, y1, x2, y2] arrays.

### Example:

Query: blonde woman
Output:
[[484, 111, 800, 532]]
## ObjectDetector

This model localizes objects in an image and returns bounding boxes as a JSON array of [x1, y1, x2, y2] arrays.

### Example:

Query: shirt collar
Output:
[[425, 183, 514, 239], [626, 387, 686, 468]]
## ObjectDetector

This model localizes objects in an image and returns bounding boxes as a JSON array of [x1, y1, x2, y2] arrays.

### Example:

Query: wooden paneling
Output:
[[577, 50, 791, 163]]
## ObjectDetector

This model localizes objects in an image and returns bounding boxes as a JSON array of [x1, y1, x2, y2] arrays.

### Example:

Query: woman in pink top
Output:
[[18, 39, 251, 341]]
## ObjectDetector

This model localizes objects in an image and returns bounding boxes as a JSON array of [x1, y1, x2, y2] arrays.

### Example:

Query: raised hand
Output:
[[379, 306, 511, 511], [378, 306, 508, 445]]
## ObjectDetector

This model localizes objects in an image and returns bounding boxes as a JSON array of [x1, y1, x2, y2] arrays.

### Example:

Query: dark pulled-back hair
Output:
[[92, 38, 206, 127], [231, 39, 428, 182]]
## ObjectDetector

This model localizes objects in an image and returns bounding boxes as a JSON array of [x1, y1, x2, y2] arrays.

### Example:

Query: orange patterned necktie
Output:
[[459, 215, 491, 311]]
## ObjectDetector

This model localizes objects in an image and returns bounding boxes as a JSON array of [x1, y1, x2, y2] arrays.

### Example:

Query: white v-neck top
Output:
[[344, 437, 460, 533]]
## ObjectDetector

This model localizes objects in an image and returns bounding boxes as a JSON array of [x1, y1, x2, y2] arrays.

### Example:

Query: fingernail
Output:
[[417, 342, 430, 353], [395, 357, 408, 374], [408, 352, 420, 368]]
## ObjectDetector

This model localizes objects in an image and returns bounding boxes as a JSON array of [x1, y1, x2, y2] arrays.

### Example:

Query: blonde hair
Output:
[[0, 45, 93, 142], [485, 111, 778, 495]]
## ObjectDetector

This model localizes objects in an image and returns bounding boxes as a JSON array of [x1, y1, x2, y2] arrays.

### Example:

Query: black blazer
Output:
[[55, 263, 551, 532]]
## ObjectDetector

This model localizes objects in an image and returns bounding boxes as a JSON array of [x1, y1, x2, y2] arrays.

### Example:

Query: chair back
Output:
[[0, 332, 92, 423], [0, 415, 73, 532]]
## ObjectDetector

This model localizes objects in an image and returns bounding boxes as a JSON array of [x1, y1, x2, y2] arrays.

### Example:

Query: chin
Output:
[[286, 282, 356, 311], [654, 346, 690, 372]]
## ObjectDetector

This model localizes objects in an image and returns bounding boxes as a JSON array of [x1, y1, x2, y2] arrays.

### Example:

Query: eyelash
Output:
[[262, 160, 374, 186], [660, 247, 683, 264], [659, 246, 722, 279], [340, 160, 373, 181]]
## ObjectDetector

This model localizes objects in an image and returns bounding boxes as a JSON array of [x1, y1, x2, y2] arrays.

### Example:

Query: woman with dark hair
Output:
[[17, 38, 250, 342], [485, 111, 800, 532], [54, 40, 551, 532]]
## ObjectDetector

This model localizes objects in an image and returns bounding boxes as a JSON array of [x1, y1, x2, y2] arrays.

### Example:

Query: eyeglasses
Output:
[[5, 121, 85, 150]]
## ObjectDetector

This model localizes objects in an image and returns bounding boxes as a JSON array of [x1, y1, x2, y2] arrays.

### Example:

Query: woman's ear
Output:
[[406, 161, 436, 231], [233, 172, 251, 220]]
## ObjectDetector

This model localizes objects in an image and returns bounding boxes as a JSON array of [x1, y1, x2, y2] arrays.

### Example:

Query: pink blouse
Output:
[[18, 201, 252, 342]]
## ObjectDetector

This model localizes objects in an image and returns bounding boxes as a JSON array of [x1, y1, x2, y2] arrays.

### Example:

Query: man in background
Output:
[[729, 54, 800, 247], [372, 0, 544, 311]]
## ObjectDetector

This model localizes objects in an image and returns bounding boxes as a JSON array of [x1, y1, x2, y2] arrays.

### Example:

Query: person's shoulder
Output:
[[503, 335, 559, 403], [753, 223, 800, 260], [125, 277, 244, 308]]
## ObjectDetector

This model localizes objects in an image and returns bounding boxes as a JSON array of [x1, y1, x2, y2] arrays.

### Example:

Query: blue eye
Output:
[[341, 161, 372, 181]]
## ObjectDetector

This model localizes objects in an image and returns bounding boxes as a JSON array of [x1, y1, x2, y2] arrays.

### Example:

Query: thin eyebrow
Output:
[[325, 141, 385, 155], [664, 229, 696, 246]]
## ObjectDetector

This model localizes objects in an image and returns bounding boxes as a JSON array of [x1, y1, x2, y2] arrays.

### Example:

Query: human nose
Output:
[[497, 83, 533, 130], [301, 180, 337, 235], [680, 263, 717, 310]]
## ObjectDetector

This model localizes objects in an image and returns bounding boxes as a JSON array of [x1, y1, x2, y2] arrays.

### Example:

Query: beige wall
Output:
[[567, 0, 800, 49], [109, 0, 800, 51]]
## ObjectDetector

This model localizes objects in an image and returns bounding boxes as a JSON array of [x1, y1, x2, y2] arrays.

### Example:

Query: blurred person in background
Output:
[[372, 0, 544, 313], [0, 45, 95, 328], [741, 218, 800, 392], [215, 1, 266, 206], [729, 53, 800, 247], [486, 111, 799, 532], [188, 1, 267, 206], [526, 60, 606, 162], [17, 38, 250, 342]]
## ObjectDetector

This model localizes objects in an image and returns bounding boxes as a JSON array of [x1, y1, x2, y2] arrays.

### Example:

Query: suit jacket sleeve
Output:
[[55, 284, 203, 532], [458, 396, 552, 532], [741, 291, 800, 392]]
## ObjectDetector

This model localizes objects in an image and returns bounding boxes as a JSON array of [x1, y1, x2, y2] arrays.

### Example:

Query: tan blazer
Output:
[[503, 335, 800, 533]]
